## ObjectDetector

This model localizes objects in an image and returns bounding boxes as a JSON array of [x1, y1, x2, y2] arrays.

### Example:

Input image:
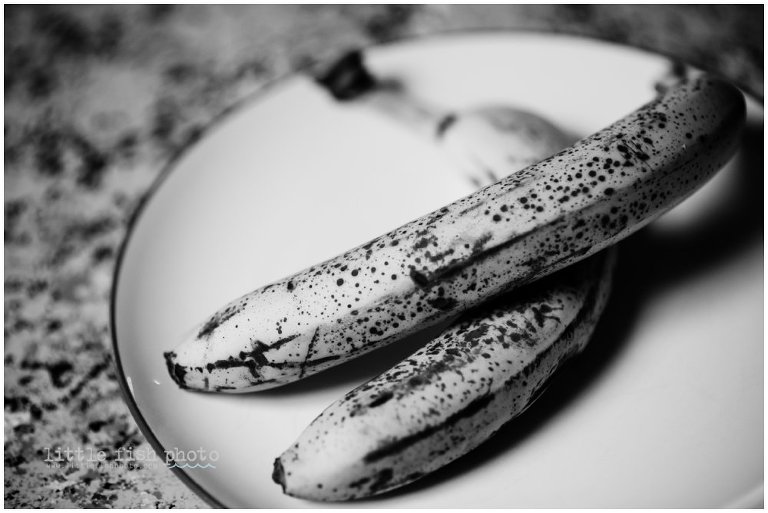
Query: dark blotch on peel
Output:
[[272, 458, 287, 491], [409, 268, 429, 287], [197, 317, 219, 338], [349, 476, 370, 489], [462, 324, 490, 342], [197, 304, 243, 339], [368, 390, 394, 407], [435, 114, 457, 138], [164, 351, 188, 389], [368, 468, 394, 493], [427, 296, 457, 311], [413, 237, 431, 249]]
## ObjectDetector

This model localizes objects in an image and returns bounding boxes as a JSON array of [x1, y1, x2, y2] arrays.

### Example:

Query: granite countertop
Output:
[[4, 5, 762, 508]]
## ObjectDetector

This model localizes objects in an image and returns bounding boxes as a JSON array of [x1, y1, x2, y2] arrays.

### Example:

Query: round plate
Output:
[[112, 32, 763, 508]]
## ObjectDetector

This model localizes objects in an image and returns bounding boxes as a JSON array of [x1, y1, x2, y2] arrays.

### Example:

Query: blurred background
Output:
[[4, 5, 763, 508]]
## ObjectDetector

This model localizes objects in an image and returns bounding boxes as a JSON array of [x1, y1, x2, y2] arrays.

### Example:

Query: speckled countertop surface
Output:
[[4, 5, 762, 508]]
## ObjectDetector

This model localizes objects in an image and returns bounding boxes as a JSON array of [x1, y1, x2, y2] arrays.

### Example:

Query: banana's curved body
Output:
[[314, 50, 574, 189], [273, 251, 615, 500], [164, 76, 744, 392]]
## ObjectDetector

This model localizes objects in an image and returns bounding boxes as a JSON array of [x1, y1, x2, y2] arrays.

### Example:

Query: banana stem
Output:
[[313, 49, 452, 140]]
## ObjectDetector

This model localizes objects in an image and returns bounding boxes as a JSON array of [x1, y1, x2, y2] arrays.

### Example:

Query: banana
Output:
[[273, 250, 615, 501], [436, 106, 573, 187], [164, 74, 745, 392], [313, 49, 573, 188]]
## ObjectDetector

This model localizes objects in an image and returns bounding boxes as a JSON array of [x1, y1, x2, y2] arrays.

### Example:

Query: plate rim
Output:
[[108, 28, 762, 508], [107, 85, 273, 511]]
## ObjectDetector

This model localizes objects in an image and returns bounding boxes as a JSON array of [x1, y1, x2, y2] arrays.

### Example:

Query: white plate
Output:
[[112, 32, 764, 508]]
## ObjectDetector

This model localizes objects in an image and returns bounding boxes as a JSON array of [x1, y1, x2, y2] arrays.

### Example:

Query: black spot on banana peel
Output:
[[273, 251, 616, 501], [164, 76, 745, 393]]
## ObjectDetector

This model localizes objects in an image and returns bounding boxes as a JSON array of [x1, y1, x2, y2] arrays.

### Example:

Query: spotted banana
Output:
[[164, 74, 744, 392], [273, 250, 614, 500], [312, 49, 573, 188]]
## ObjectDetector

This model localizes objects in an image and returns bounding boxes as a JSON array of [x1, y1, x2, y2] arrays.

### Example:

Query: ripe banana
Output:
[[273, 250, 615, 501], [313, 50, 573, 188], [164, 74, 744, 392], [436, 105, 573, 187]]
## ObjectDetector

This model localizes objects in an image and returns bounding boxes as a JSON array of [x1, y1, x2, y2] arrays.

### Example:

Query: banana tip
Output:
[[163, 351, 189, 389], [272, 457, 287, 491]]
